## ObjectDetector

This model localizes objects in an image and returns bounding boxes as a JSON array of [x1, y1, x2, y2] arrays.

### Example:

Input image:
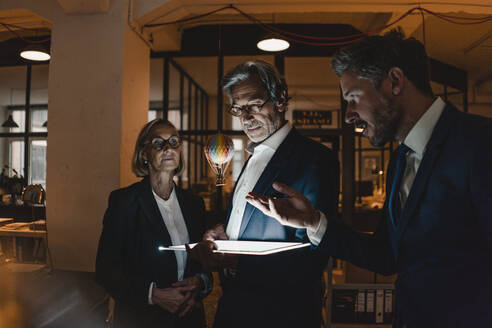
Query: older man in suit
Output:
[[194, 60, 339, 328], [247, 30, 492, 327]]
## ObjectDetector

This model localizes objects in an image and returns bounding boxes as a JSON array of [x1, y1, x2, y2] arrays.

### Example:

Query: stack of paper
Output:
[[1, 222, 29, 230], [0, 218, 14, 226]]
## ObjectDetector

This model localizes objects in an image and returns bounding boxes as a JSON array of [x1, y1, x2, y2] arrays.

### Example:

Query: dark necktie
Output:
[[388, 144, 411, 229]]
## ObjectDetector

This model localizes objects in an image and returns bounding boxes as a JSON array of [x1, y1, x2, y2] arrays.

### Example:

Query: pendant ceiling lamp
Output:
[[257, 36, 290, 52], [2, 114, 19, 128], [257, 13, 290, 52], [20, 44, 51, 61]]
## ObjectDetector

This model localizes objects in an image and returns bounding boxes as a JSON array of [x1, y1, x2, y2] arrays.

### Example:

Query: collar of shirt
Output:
[[152, 185, 177, 208], [245, 122, 292, 155], [403, 97, 446, 158]]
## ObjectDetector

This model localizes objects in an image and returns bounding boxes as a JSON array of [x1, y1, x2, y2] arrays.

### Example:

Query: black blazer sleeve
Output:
[[318, 207, 396, 275], [184, 195, 215, 297], [301, 143, 339, 226], [317, 156, 396, 276], [184, 195, 208, 276], [95, 190, 151, 308]]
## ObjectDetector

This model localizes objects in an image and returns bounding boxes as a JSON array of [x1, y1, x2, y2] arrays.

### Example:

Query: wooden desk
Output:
[[0, 205, 45, 220], [0, 226, 49, 266]]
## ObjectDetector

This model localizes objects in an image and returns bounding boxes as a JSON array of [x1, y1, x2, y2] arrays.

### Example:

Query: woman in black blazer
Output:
[[96, 119, 209, 328]]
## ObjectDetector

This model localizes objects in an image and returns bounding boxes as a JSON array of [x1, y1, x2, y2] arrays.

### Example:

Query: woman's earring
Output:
[[144, 159, 148, 165]]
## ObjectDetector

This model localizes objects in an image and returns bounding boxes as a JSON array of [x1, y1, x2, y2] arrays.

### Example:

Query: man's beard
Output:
[[243, 120, 262, 130], [243, 120, 264, 142], [243, 112, 281, 143], [369, 99, 400, 148]]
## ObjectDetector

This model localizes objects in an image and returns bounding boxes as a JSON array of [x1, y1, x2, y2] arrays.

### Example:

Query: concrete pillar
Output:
[[46, 2, 149, 271], [120, 25, 150, 188]]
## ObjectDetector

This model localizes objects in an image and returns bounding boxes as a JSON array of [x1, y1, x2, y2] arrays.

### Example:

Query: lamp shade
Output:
[[257, 37, 290, 52], [20, 44, 50, 61], [2, 114, 19, 128]]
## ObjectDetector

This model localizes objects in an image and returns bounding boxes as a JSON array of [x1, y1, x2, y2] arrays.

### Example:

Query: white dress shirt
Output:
[[148, 187, 211, 304], [399, 97, 445, 207], [153, 188, 189, 281], [226, 122, 292, 240], [311, 97, 446, 245]]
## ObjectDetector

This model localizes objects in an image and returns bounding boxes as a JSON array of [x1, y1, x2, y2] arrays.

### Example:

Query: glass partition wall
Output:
[[150, 55, 469, 229], [0, 64, 48, 191], [150, 57, 211, 191], [149, 54, 350, 217]]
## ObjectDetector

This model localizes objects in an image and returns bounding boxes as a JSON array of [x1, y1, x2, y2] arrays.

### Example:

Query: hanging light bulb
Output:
[[204, 134, 234, 186], [20, 44, 50, 61], [257, 37, 290, 52]]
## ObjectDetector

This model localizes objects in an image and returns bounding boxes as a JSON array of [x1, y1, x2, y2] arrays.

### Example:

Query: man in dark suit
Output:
[[247, 30, 492, 327], [196, 60, 339, 328]]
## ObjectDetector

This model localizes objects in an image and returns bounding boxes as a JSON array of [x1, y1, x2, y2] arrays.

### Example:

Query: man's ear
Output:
[[388, 67, 405, 96], [275, 90, 288, 113]]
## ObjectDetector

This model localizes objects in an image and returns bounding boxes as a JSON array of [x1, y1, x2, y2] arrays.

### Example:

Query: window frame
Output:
[[1, 64, 48, 186]]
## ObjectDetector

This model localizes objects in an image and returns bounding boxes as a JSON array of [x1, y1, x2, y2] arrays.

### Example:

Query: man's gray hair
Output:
[[331, 28, 433, 97], [223, 60, 289, 105]]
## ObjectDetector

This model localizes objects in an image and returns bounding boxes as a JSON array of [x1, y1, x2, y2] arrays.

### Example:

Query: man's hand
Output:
[[203, 224, 228, 241], [171, 275, 204, 317], [186, 241, 238, 272], [245, 181, 320, 230], [151, 285, 196, 315]]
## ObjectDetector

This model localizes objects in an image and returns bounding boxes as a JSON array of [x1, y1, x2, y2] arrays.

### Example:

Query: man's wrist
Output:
[[306, 211, 327, 246], [198, 273, 213, 297], [196, 274, 205, 290], [308, 209, 321, 231]]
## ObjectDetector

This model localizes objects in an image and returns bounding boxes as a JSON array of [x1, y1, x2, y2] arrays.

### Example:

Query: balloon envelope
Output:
[[205, 134, 234, 165]]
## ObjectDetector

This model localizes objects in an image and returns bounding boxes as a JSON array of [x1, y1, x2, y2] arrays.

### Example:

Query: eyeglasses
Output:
[[146, 136, 181, 150], [227, 99, 270, 117]]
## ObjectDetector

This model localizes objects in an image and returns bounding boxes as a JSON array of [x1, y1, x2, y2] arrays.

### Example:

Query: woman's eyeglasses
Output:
[[146, 136, 181, 150], [227, 99, 270, 117]]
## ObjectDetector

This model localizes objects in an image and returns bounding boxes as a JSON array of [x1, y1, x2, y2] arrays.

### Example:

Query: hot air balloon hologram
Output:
[[204, 134, 234, 186]]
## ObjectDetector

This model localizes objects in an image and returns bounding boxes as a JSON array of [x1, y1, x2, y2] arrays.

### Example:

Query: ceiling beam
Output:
[[137, 0, 492, 27], [56, 0, 110, 14], [464, 31, 492, 54], [151, 25, 181, 52]]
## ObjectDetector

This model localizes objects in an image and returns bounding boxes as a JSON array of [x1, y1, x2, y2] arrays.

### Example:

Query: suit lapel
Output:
[[395, 105, 456, 245], [237, 129, 299, 238], [137, 177, 173, 246]]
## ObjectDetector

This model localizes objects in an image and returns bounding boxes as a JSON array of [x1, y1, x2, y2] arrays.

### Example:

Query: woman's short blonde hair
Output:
[[131, 119, 185, 177]]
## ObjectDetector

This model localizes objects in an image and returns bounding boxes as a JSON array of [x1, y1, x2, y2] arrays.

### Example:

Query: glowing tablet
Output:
[[158, 240, 310, 255]]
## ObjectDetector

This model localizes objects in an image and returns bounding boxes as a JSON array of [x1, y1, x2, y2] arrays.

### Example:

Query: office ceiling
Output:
[[0, 1, 491, 88]]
